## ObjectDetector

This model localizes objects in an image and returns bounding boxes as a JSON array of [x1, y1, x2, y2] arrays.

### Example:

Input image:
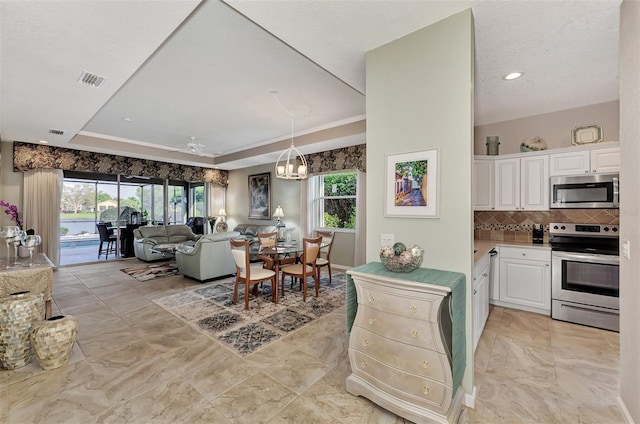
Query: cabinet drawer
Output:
[[350, 326, 452, 385], [350, 349, 452, 415], [354, 278, 441, 322], [353, 305, 446, 353], [499, 246, 550, 262]]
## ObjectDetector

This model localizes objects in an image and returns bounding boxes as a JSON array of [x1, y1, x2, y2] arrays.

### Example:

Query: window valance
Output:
[[13, 141, 229, 186], [305, 144, 366, 174]]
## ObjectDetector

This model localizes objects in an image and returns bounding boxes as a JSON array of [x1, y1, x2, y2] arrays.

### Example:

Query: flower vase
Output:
[[0, 291, 45, 369], [31, 315, 79, 370]]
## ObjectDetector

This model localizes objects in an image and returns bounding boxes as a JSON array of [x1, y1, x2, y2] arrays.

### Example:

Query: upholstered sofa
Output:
[[232, 224, 276, 261], [133, 225, 200, 262], [175, 232, 240, 282], [232, 224, 276, 243]]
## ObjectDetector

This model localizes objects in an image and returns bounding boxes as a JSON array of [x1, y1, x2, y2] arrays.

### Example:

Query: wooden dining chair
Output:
[[230, 239, 276, 309], [256, 231, 277, 270], [315, 230, 335, 284], [280, 236, 322, 302]]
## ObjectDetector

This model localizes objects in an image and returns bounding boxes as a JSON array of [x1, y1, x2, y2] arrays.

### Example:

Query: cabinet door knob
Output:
[[411, 306, 418, 313], [422, 360, 430, 369], [361, 360, 368, 368], [411, 329, 418, 338], [362, 339, 369, 347], [585, 170, 589, 173], [368, 295, 375, 302], [592, 169, 596, 173], [522, 253, 526, 256], [368, 318, 376, 325], [473, 289, 477, 295], [483, 273, 488, 277], [423, 386, 430, 395], [545, 263, 550, 267]]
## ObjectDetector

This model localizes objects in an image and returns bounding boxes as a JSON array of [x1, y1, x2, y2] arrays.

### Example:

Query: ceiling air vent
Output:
[[77, 71, 106, 88], [48, 129, 64, 135]]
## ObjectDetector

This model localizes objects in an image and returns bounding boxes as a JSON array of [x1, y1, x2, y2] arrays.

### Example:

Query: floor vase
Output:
[[0, 291, 45, 369], [31, 315, 78, 370]]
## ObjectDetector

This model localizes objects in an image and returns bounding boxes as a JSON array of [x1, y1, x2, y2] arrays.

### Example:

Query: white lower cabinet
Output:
[[497, 246, 551, 315], [473, 253, 490, 352]]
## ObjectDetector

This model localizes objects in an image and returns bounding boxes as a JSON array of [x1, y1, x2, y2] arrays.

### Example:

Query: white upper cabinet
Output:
[[494, 155, 548, 211], [549, 146, 620, 176], [473, 159, 494, 210], [590, 147, 621, 174], [520, 155, 549, 210]]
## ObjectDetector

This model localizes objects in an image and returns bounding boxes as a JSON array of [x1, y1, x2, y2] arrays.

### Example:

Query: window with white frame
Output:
[[309, 171, 357, 230]]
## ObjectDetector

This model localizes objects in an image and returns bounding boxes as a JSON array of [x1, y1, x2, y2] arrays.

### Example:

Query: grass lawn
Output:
[[60, 212, 97, 220]]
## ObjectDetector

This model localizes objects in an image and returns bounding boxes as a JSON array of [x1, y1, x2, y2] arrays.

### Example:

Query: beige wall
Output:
[[474, 101, 619, 155], [618, 1, 640, 421], [226, 163, 356, 268], [0, 141, 25, 257], [226, 163, 303, 241], [366, 9, 474, 396]]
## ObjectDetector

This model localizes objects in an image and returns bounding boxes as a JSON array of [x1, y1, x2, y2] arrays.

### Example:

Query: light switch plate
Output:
[[622, 239, 631, 259], [381, 234, 394, 248]]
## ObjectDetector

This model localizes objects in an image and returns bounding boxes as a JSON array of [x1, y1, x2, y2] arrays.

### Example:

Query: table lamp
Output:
[[215, 207, 228, 232], [273, 205, 285, 240]]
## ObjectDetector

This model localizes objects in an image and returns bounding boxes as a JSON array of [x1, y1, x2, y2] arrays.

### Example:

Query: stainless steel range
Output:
[[549, 223, 619, 332]]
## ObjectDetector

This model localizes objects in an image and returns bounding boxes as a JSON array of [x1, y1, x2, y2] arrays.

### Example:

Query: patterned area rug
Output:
[[121, 261, 179, 281], [153, 273, 346, 356]]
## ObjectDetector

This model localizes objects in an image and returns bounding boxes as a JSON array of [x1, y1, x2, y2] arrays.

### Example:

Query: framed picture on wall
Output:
[[385, 148, 439, 218], [248, 172, 271, 220]]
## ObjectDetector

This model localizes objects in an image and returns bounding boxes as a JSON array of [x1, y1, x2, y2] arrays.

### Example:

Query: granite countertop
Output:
[[474, 239, 551, 264]]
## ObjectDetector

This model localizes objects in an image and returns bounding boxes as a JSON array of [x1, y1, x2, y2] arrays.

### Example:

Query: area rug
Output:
[[121, 260, 179, 281], [153, 273, 346, 356]]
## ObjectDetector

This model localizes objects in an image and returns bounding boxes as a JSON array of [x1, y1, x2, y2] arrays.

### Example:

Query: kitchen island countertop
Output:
[[474, 239, 551, 264]]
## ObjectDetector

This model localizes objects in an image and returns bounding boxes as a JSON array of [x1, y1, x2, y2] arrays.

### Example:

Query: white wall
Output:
[[618, 1, 640, 422], [474, 100, 620, 155], [366, 9, 474, 396]]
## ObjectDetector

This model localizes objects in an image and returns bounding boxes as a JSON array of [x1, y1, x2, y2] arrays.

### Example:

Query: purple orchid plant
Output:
[[0, 201, 33, 234]]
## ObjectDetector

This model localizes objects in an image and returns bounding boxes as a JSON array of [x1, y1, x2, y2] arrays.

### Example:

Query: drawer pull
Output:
[[361, 360, 368, 368], [369, 318, 376, 325], [368, 295, 375, 302], [422, 360, 429, 369], [362, 339, 369, 347], [423, 386, 430, 395], [411, 329, 418, 338], [411, 306, 418, 313]]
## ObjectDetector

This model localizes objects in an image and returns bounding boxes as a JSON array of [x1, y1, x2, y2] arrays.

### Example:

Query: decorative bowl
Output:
[[379, 244, 424, 273]]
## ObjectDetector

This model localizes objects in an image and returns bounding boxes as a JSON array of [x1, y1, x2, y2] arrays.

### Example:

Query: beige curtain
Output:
[[354, 170, 366, 266], [23, 169, 63, 266], [206, 183, 226, 234]]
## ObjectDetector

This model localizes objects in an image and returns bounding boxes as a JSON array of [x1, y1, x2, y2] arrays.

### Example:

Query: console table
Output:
[[346, 263, 466, 424], [0, 253, 55, 318]]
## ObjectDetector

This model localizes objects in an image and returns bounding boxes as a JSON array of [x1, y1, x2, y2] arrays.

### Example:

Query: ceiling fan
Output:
[[169, 136, 206, 157]]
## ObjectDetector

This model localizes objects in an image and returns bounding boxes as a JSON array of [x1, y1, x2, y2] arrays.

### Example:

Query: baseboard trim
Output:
[[464, 386, 476, 409], [618, 396, 636, 424]]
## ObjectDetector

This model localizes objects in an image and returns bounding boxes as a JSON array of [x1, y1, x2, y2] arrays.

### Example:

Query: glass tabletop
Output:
[[248, 241, 327, 256]]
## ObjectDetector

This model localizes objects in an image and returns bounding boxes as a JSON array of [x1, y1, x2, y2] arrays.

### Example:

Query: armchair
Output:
[[175, 232, 240, 282]]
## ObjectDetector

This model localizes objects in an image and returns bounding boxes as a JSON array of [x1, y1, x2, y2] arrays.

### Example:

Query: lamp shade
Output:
[[273, 206, 285, 219], [218, 207, 227, 217]]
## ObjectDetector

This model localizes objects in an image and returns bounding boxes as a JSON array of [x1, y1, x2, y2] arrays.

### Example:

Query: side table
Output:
[[0, 253, 55, 318]]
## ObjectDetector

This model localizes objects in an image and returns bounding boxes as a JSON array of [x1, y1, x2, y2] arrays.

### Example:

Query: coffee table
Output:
[[150, 243, 180, 257]]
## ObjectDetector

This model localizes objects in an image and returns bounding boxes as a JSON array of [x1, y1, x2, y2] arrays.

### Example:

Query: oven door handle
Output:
[[553, 251, 619, 265]]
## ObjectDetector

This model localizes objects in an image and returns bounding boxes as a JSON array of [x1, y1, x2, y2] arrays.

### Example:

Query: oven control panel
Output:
[[550, 223, 619, 237]]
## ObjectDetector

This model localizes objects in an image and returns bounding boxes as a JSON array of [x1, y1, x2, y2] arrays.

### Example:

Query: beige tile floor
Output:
[[1, 260, 623, 423]]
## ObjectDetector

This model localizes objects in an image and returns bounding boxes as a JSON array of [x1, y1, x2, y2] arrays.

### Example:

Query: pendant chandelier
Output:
[[271, 90, 309, 180]]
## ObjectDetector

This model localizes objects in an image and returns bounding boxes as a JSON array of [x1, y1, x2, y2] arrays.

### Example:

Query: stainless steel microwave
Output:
[[550, 173, 619, 209]]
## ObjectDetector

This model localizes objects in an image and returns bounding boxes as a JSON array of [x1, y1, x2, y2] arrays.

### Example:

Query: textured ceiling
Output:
[[0, 0, 622, 171]]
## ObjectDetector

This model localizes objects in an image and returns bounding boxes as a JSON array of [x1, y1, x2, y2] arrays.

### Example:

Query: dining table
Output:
[[248, 241, 327, 303]]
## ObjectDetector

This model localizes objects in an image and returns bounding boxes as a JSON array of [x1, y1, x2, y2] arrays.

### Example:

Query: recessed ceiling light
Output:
[[38, 140, 49, 144], [503, 72, 524, 80], [123, 117, 132, 123]]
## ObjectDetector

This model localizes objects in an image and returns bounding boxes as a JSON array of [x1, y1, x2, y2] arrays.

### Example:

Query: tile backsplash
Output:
[[474, 209, 619, 242]]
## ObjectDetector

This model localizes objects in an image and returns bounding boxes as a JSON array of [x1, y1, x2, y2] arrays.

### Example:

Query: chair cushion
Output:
[[316, 258, 329, 266], [281, 263, 313, 276], [239, 266, 275, 280]]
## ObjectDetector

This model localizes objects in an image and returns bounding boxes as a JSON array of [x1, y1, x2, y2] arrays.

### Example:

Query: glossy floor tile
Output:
[[1, 261, 622, 423]]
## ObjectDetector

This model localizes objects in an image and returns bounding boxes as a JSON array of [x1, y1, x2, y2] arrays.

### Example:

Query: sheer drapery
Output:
[[354, 170, 366, 266], [206, 183, 226, 234], [23, 169, 63, 266]]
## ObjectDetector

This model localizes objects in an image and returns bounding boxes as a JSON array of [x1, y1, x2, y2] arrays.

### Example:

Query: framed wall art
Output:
[[248, 172, 271, 219], [385, 148, 439, 218]]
